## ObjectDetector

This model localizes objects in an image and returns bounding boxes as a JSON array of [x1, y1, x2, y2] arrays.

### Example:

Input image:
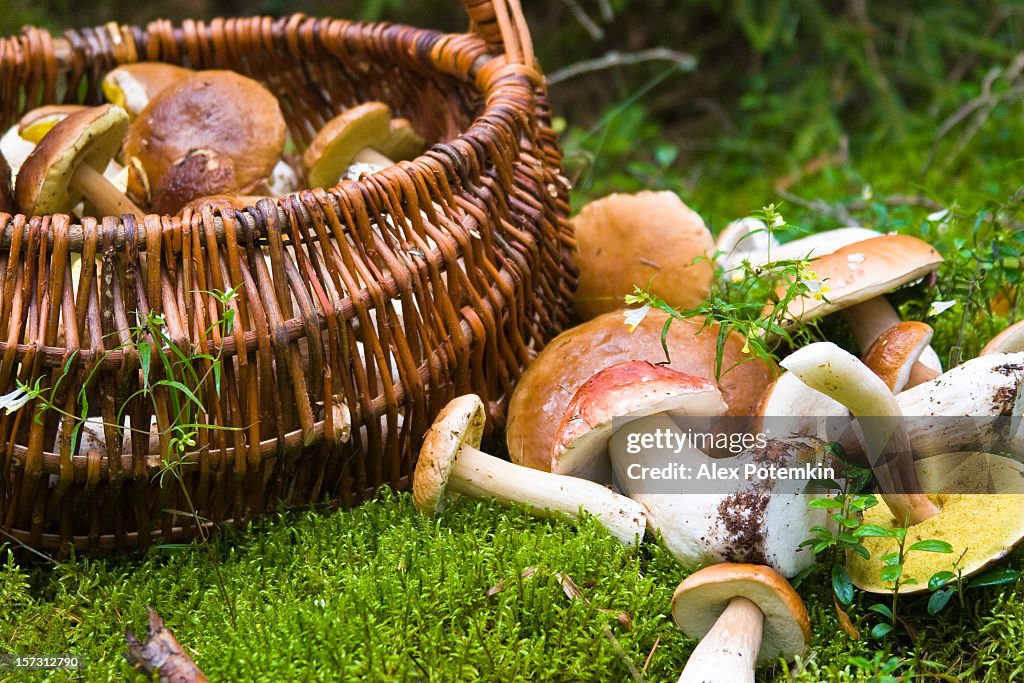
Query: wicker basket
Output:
[[0, 0, 576, 553]]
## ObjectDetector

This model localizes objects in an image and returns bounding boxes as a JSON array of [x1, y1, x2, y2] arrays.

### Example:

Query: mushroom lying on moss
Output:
[[672, 564, 811, 683], [413, 394, 647, 546], [782, 342, 1024, 593]]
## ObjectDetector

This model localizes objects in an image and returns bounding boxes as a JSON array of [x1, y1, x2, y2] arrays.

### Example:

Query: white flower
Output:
[[927, 209, 949, 223], [802, 278, 831, 301], [0, 386, 32, 414], [771, 214, 785, 228], [928, 300, 957, 317], [623, 305, 652, 332], [861, 185, 873, 201]]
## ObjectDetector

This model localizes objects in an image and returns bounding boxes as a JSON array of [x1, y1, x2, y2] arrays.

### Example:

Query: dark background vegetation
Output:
[[7, 0, 1024, 220]]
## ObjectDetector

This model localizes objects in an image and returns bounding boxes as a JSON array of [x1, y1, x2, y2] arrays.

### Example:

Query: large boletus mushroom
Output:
[[505, 309, 774, 473], [15, 104, 144, 219], [124, 70, 286, 210], [571, 191, 714, 320], [413, 394, 646, 546], [102, 62, 192, 118], [781, 342, 1024, 593], [552, 361, 728, 482], [672, 564, 811, 683]]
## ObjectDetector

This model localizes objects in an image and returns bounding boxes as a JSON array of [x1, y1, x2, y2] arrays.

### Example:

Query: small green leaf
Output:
[[928, 587, 955, 615], [908, 539, 954, 554], [809, 498, 843, 509], [849, 544, 870, 560], [871, 623, 893, 639], [929, 571, 956, 591], [881, 552, 900, 565], [855, 525, 897, 538], [139, 341, 152, 393], [969, 567, 1020, 588], [832, 564, 855, 605], [869, 603, 894, 619], [880, 565, 903, 583]]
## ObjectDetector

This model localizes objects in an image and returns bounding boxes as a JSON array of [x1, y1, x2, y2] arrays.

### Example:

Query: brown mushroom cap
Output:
[[124, 70, 286, 197], [102, 62, 192, 117], [572, 191, 715, 320], [862, 321, 934, 392], [17, 105, 88, 142], [770, 235, 943, 326], [671, 563, 811, 664], [303, 102, 392, 189], [152, 148, 239, 215], [15, 104, 129, 215], [553, 361, 727, 481], [0, 153, 13, 213], [506, 309, 775, 472], [848, 452, 1024, 593], [981, 319, 1024, 355], [412, 394, 487, 514]]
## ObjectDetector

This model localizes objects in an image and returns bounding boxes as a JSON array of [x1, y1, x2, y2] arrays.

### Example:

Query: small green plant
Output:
[[845, 651, 905, 683], [853, 523, 953, 639], [626, 203, 828, 377], [800, 446, 877, 607], [926, 549, 1020, 616]]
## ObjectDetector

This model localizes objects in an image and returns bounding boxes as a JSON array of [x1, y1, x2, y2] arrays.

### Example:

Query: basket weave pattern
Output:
[[0, 9, 576, 552]]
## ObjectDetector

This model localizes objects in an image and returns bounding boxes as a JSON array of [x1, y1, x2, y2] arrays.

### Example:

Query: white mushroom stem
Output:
[[72, 163, 145, 220], [780, 342, 940, 525], [842, 297, 941, 387], [678, 597, 763, 683], [354, 147, 394, 167], [448, 443, 646, 545]]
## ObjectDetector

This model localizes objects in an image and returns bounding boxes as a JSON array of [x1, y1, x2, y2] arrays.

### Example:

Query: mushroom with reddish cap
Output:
[[571, 191, 715, 320], [861, 321, 935, 392], [15, 104, 144, 219], [672, 563, 811, 683], [553, 361, 728, 482], [101, 62, 192, 118], [506, 309, 774, 475], [771, 235, 944, 387], [413, 394, 647, 545], [124, 70, 286, 211]]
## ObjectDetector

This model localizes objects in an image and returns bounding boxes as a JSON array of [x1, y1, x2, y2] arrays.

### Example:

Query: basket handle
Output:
[[463, 0, 535, 66]]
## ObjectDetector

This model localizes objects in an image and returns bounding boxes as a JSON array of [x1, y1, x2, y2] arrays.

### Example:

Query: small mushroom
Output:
[[124, 70, 286, 206], [861, 321, 935, 392], [1, 105, 88, 181], [770, 235, 944, 386], [413, 394, 647, 546], [101, 62, 192, 118], [506, 309, 774, 473], [672, 564, 811, 683], [552, 361, 728, 483], [302, 102, 395, 189], [571, 191, 715, 320], [15, 104, 144, 219]]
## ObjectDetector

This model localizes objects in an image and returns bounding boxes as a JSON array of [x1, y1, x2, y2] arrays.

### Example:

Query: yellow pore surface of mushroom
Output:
[[848, 452, 1024, 593]]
